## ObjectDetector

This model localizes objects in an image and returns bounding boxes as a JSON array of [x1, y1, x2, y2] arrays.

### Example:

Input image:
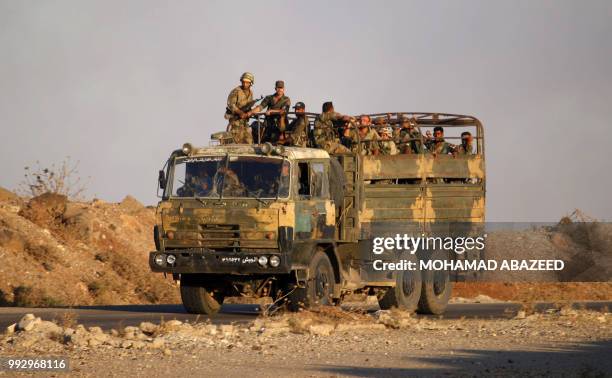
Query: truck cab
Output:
[[151, 143, 343, 313]]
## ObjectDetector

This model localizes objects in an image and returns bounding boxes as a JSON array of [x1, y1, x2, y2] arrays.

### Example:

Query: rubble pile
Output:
[[2, 308, 609, 355]]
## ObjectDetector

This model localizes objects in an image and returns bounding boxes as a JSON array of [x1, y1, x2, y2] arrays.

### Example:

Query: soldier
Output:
[[313, 102, 353, 154], [176, 169, 212, 197], [379, 127, 398, 155], [216, 166, 246, 197], [252, 80, 291, 143], [345, 115, 381, 155], [395, 116, 423, 154], [277, 162, 291, 197], [456, 131, 474, 155], [225, 72, 256, 144], [429, 126, 455, 155], [287, 102, 309, 147]]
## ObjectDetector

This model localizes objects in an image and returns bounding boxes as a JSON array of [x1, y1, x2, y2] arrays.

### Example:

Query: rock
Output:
[[150, 337, 165, 349], [88, 326, 104, 334], [35, 320, 62, 335], [164, 320, 183, 327], [68, 332, 90, 347], [6, 323, 17, 335], [139, 322, 158, 335], [515, 310, 526, 320], [136, 332, 149, 341], [124, 326, 140, 334], [120, 340, 133, 349], [163, 348, 172, 356], [308, 323, 335, 336], [17, 314, 41, 332], [204, 324, 218, 336]]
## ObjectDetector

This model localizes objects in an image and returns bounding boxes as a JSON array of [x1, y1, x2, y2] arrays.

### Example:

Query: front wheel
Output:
[[180, 274, 226, 315], [288, 250, 335, 311]]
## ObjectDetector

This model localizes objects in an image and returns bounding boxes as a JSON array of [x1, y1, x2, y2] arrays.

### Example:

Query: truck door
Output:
[[295, 161, 335, 241]]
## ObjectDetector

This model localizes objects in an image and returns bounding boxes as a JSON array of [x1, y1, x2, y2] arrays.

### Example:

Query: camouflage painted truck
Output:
[[150, 112, 485, 315]]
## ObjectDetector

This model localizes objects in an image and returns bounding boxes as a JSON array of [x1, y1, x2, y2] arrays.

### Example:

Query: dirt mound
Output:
[[0, 192, 178, 307], [0, 186, 19, 203], [119, 195, 146, 214]]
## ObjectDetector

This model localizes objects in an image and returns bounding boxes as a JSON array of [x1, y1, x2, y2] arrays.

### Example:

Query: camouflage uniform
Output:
[[379, 139, 398, 155], [288, 116, 309, 147], [314, 112, 350, 153], [225, 86, 254, 144], [430, 140, 455, 155], [348, 128, 381, 155], [259, 94, 291, 143], [220, 168, 246, 197], [395, 127, 423, 154], [456, 142, 474, 155]]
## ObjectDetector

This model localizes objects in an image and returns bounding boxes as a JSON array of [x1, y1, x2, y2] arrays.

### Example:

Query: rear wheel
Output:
[[418, 250, 452, 315], [378, 253, 422, 312], [180, 274, 226, 315], [288, 250, 335, 311]]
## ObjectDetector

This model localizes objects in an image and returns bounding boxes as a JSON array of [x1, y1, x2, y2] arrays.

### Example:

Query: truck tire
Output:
[[378, 253, 422, 311], [180, 275, 225, 315], [288, 250, 335, 311], [418, 250, 452, 315]]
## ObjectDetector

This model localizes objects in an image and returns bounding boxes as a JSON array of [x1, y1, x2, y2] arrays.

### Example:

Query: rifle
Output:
[[226, 95, 264, 117]]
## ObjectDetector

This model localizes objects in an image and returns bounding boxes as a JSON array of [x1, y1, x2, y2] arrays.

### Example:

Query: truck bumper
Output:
[[149, 248, 291, 275]]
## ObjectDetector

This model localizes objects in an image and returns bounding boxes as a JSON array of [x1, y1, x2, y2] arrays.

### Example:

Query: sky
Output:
[[1, 0, 611, 221]]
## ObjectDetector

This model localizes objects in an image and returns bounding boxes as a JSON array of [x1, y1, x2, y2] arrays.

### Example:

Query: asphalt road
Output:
[[0, 301, 610, 331]]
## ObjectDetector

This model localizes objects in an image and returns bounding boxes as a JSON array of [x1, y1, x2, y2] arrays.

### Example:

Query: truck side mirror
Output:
[[158, 170, 166, 190]]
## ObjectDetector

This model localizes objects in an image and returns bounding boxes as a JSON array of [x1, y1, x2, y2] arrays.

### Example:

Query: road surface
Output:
[[0, 301, 610, 330]]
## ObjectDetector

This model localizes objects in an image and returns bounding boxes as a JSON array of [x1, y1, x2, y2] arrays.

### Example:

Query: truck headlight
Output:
[[154, 254, 166, 266], [269, 255, 281, 267], [258, 255, 268, 266], [166, 254, 176, 265]]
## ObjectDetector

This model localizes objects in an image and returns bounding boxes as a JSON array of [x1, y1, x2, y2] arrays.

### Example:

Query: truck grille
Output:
[[199, 224, 240, 248]]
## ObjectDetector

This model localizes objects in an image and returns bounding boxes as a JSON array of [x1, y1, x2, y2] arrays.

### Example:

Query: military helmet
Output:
[[240, 72, 255, 84], [381, 127, 393, 136]]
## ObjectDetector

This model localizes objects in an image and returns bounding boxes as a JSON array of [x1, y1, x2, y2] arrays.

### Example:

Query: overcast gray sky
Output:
[[1, 0, 611, 221]]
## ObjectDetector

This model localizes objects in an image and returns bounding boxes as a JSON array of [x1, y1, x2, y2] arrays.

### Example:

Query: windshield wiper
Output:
[[245, 188, 269, 206], [193, 196, 207, 206]]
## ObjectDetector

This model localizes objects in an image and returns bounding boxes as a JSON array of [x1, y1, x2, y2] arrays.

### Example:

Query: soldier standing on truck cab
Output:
[[287, 102, 309, 147], [225, 72, 256, 144], [430, 126, 455, 155], [314, 102, 353, 153], [251, 80, 291, 143]]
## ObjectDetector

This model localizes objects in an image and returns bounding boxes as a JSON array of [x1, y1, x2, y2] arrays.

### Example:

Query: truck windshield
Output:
[[170, 156, 290, 199]]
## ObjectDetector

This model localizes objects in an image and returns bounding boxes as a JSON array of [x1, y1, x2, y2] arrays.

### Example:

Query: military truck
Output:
[[150, 112, 485, 315]]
